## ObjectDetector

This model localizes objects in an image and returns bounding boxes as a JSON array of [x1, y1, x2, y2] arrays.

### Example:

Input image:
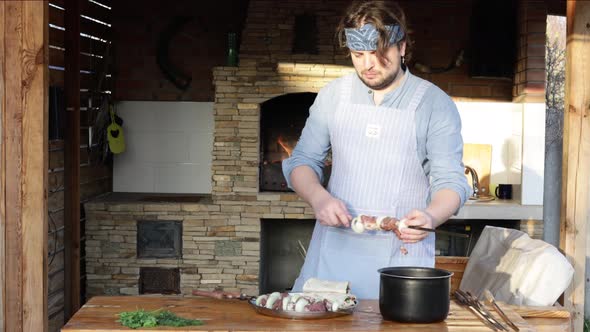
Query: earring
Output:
[[401, 55, 405, 64]]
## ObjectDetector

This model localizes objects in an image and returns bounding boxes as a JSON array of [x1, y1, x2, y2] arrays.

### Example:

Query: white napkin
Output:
[[302, 278, 350, 294], [460, 226, 573, 306]]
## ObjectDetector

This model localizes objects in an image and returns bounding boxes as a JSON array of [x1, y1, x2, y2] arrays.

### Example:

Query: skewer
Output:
[[454, 290, 508, 331], [484, 289, 520, 331]]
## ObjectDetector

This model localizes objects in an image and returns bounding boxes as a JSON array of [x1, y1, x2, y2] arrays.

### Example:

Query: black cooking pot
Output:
[[378, 267, 453, 323]]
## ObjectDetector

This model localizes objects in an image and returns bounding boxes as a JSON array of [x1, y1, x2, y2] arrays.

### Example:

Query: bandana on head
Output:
[[344, 23, 405, 51]]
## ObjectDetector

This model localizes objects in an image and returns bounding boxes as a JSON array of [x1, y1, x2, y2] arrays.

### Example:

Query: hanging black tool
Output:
[[156, 16, 194, 90]]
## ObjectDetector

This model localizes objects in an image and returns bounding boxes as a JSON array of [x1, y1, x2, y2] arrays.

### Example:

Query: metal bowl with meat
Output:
[[249, 291, 358, 319]]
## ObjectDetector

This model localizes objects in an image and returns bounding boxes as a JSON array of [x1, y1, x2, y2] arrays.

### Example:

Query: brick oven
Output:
[[84, 0, 355, 298]]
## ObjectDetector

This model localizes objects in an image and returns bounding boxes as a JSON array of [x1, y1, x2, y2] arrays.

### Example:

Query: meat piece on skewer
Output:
[[353, 214, 404, 235], [400, 246, 408, 255], [377, 216, 399, 231], [360, 215, 379, 230]]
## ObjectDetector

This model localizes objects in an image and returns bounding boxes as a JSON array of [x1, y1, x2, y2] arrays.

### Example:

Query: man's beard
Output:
[[358, 66, 402, 90]]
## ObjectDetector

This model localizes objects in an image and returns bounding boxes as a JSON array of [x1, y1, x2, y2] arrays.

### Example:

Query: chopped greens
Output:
[[117, 309, 203, 329]]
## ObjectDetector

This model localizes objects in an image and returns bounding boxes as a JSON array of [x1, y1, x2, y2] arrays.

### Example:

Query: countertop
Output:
[[453, 198, 542, 220], [88, 193, 542, 221], [61, 296, 570, 332]]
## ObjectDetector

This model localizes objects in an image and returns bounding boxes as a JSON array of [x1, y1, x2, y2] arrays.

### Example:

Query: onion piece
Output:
[[295, 298, 310, 312], [376, 216, 386, 230], [351, 217, 365, 233], [265, 292, 281, 309], [331, 300, 341, 312], [397, 218, 408, 232], [282, 295, 291, 311], [255, 294, 268, 306]]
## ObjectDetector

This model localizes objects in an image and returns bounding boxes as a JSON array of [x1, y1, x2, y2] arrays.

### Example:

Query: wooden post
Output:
[[561, 1, 589, 331], [0, 3, 5, 330], [1, 1, 48, 332], [64, 0, 81, 320]]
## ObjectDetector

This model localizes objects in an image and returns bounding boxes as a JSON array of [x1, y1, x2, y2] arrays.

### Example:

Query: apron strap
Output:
[[406, 81, 431, 113]]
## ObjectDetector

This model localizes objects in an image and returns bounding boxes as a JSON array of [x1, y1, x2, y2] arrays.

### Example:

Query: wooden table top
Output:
[[61, 296, 572, 332]]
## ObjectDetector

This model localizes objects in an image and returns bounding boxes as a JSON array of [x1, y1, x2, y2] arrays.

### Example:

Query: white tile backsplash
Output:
[[188, 132, 215, 163], [113, 162, 156, 192], [155, 163, 212, 194], [113, 101, 214, 194]]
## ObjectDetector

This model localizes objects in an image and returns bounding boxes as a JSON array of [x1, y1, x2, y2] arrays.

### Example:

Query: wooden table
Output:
[[62, 296, 572, 332]]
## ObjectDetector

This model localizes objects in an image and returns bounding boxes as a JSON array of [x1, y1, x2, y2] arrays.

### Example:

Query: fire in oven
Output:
[[259, 93, 331, 192]]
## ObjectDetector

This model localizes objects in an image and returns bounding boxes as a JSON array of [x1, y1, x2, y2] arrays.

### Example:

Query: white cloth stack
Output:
[[460, 226, 574, 306]]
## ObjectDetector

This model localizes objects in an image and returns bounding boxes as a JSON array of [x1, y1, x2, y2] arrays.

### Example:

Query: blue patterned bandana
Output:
[[344, 23, 405, 51]]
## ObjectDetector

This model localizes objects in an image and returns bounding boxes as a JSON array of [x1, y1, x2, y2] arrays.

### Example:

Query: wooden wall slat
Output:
[[49, 47, 106, 74], [49, 26, 107, 57], [92, 0, 112, 8], [48, 0, 112, 329], [49, 5, 112, 41], [49, 252, 64, 276], [49, 148, 91, 171], [51, 0, 111, 27], [64, 0, 82, 320], [81, 178, 111, 202], [50, 0, 65, 7], [49, 68, 112, 90], [48, 290, 65, 317], [83, 1, 111, 25], [48, 313, 65, 332], [49, 191, 64, 215], [48, 270, 65, 295]]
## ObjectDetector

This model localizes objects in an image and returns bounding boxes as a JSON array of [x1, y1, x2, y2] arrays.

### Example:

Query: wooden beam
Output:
[[64, 0, 81, 321], [0, 2, 5, 330], [1, 1, 48, 331], [561, 1, 589, 331]]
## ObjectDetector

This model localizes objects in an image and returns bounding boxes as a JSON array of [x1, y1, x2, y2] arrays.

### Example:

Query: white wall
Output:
[[521, 103, 546, 205], [456, 101, 545, 205], [113, 101, 214, 194]]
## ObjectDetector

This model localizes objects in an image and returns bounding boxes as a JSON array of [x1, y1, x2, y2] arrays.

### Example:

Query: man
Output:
[[282, 0, 471, 299]]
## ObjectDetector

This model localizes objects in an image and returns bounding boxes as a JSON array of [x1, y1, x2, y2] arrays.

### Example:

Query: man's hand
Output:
[[399, 209, 435, 243], [288, 165, 351, 227], [310, 191, 352, 227]]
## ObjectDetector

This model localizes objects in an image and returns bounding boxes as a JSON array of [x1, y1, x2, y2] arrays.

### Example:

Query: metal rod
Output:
[[454, 290, 508, 331], [408, 226, 470, 238], [484, 290, 520, 331]]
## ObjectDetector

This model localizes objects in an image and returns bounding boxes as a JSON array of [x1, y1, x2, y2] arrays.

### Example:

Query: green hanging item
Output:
[[107, 106, 125, 154]]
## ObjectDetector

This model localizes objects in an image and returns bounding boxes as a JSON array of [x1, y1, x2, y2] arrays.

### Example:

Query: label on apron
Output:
[[365, 124, 381, 138]]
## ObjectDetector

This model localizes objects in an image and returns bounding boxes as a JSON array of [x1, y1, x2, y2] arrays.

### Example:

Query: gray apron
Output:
[[293, 74, 434, 299]]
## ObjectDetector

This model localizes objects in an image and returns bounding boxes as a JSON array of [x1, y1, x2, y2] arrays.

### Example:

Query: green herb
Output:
[[584, 317, 589, 332], [117, 309, 203, 329], [155, 310, 204, 327], [117, 309, 158, 329]]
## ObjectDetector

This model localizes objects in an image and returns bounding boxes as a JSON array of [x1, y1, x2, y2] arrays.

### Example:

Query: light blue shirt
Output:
[[282, 70, 472, 208]]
